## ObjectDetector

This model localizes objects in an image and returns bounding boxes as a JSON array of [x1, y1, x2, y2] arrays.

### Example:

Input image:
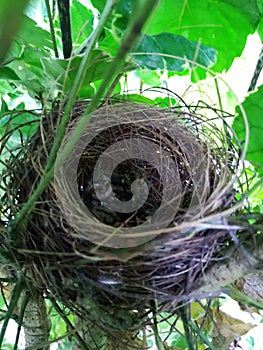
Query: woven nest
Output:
[[1, 100, 243, 330]]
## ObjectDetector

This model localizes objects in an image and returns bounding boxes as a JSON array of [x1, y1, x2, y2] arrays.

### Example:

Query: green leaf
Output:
[[171, 334, 188, 348], [136, 70, 161, 86], [113, 93, 156, 105], [90, 0, 107, 13], [71, 1, 94, 46], [98, 28, 119, 56], [112, 0, 133, 30], [257, 0, 263, 40], [41, 50, 112, 95], [0, 99, 9, 113], [146, 0, 261, 72], [154, 96, 178, 108], [16, 15, 53, 51], [3, 41, 23, 61], [257, 17, 263, 40], [7, 47, 49, 95], [233, 85, 263, 167], [91, 0, 261, 72], [0, 0, 30, 62], [0, 80, 14, 94], [132, 33, 216, 73], [19, 47, 48, 78], [91, 0, 133, 30], [222, 0, 262, 27], [0, 67, 20, 80]]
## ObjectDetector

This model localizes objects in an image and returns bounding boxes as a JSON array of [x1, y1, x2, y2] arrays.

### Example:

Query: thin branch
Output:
[[248, 46, 263, 92], [50, 299, 89, 350], [56, 0, 72, 58], [177, 304, 194, 350], [45, 0, 59, 58], [0, 279, 25, 347], [150, 301, 165, 350]]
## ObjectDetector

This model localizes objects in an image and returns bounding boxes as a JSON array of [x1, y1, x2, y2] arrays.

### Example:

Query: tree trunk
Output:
[[20, 290, 51, 350]]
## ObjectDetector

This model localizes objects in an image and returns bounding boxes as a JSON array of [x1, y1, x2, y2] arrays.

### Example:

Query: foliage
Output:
[[233, 85, 263, 168], [92, 0, 262, 78], [0, 0, 263, 349]]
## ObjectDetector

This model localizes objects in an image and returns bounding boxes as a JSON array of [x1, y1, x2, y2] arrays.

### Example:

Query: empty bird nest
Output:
[[0, 98, 246, 331]]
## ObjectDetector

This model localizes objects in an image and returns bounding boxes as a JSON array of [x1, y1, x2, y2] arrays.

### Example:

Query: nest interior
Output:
[[0, 100, 242, 330]]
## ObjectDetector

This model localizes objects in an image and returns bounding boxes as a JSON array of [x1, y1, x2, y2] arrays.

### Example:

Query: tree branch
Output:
[[57, 0, 72, 58], [192, 235, 263, 297]]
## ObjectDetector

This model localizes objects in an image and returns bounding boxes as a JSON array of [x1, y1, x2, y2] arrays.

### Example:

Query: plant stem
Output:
[[0, 279, 25, 347], [55, 0, 161, 169], [178, 304, 194, 350], [248, 46, 263, 92], [226, 284, 263, 310], [9, 0, 118, 233], [10, 0, 160, 232], [45, 0, 59, 58], [189, 321, 216, 350], [51, 299, 89, 350], [57, 0, 72, 58], [45, 0, 118, 174], [151, 317, 165, 350], [214, 77, 223, 112]]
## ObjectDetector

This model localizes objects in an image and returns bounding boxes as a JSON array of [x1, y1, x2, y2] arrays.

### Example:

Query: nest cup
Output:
[[1, 101, 242, 321]]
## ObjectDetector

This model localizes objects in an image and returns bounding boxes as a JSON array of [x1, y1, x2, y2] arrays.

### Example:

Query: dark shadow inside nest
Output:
[[78, 157, 163, 227], [76, 120, 211, 229]]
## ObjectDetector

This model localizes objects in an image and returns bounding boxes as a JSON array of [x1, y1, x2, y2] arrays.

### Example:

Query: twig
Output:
[[50, 299, 89, 350], [151, 300, 165, 350], [248, 46, 263, 92], [0, 278, 25, 347], [177, 303, 194, 350]]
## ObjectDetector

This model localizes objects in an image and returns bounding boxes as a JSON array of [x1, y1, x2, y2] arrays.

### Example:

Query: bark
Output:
[[20, 290, 51, 350], [234, 272, 263, 304], [56, 0, 72, 58], [192, 237, 263, 298]]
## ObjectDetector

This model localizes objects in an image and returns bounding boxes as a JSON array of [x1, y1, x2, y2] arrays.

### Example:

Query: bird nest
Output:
[[0, 100, 244, 331]]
